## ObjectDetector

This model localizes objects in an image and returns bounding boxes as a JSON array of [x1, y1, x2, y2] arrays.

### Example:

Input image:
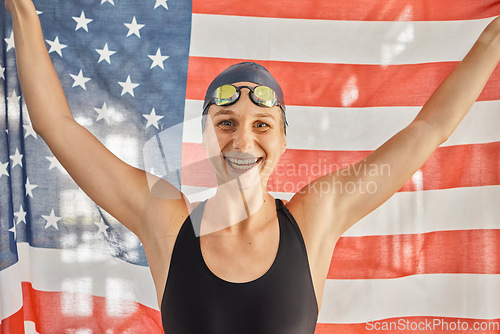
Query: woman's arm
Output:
[[291, 17, 500, 237], [4, 0, 184, 238]]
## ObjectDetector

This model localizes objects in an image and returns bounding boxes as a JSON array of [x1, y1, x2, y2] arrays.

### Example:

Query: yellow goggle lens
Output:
[[213, 85, 238, 105], [253, 86, 277, 107]]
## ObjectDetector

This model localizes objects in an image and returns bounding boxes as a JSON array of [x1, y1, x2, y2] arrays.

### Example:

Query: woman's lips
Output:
[[225, 157, 262, 171]]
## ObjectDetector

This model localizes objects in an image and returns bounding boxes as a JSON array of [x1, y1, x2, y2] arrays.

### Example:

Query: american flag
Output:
[[1, 0, 499, 333]]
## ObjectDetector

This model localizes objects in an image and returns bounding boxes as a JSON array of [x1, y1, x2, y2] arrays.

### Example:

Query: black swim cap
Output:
[[202, 62, 286, 114], [201, 62, 287, 134]]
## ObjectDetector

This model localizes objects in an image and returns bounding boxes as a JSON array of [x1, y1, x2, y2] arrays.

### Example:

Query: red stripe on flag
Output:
[[181, 142, 500, 192], [330, 229, 500, 279], [193, 0, 500, 21], [0, 307, 25, 334], [3, 282, 164, 334], [314, 316, 500, 334], [186, 57, 500, 108]]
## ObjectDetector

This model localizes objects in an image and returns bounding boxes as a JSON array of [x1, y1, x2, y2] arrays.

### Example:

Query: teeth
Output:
[[227, 158, 257, 164], [226, 157, 259, 170]]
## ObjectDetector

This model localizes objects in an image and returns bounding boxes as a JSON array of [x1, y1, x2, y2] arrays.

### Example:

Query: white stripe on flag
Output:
[[190, 15, 495, 65], [0, 258, 23, 322], [0, 242, 158, 321], [182, 185, 500, 236], [344, 185, 500, 236], [318, 274, 500, 323], [183, 100, 500, 150]]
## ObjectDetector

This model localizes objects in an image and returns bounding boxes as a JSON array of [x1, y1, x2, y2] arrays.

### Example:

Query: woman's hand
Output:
[[3, 0, 34, 15], [479, 16, 500, 52], [2, 0, 12, 13], [4, 0, 17, 13]]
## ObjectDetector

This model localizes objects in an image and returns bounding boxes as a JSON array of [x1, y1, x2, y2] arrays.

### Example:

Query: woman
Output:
[[4, 0, 500, 332]]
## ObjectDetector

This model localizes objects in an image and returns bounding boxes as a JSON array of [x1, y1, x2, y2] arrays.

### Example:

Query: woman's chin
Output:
[[231, 164, 262, 188]]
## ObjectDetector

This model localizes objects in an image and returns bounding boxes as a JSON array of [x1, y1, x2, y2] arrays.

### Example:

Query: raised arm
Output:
[[292, 17, 500, 237], [5, 0, 184, 239]]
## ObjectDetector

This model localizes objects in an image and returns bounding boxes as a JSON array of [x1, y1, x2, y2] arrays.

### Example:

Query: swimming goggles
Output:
[[204, 84, 285, 113]]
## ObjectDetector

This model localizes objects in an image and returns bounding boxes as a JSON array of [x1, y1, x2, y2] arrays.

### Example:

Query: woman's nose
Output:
[[232, 127, 254, 151]]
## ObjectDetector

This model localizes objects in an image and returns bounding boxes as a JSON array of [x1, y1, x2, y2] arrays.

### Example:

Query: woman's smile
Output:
[[225, 156, 263, 171]]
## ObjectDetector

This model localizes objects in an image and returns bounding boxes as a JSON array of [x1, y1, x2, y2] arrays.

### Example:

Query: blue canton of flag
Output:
[[1, 0, 191, 331]]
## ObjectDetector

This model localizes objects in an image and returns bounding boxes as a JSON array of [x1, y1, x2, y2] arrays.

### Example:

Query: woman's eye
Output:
[[218, 120, 233, 127], [255, 122, 269, 129]]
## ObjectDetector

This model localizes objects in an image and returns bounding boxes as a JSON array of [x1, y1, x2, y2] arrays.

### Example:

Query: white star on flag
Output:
[[46, 156, 67, 174], [72, 11, 93, 32], [96, 43, 116, 64], [124, 17, 145, 38], [7, 90, 21, 105], [23, 123, 38, 139], [25, 177, 38, 198], [46, 36, 67, 57], [154, 0, 168, 10], [95, 218, 110, 236], [143, 108, 164, 129], [101, 0, 115, 5], [4, 31, 15, 51], [0, 161, 9, 178], [10, 148, 23, 168], [94, 102, 111, 123], [9, 223, 16, 240], [70, 70, 91, 90], [42, 209, 62, 230], [14, 205, 27, 225], [148, 48, 169, 69], [0, 65, 5, 80], [118, 75, 140, 96]]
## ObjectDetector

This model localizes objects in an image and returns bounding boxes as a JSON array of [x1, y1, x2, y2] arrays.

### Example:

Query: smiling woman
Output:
[[2, 0, 500, 332]]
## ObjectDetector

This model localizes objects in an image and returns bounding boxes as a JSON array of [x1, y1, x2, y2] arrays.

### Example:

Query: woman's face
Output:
[[203, 82, 286, 189]]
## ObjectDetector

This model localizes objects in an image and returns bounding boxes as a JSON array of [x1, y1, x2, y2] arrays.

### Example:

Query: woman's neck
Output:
[[200, 177, 275, 236]]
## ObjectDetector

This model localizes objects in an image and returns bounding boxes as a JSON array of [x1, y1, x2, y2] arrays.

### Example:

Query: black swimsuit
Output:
[[161, 199, 318, 334]]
